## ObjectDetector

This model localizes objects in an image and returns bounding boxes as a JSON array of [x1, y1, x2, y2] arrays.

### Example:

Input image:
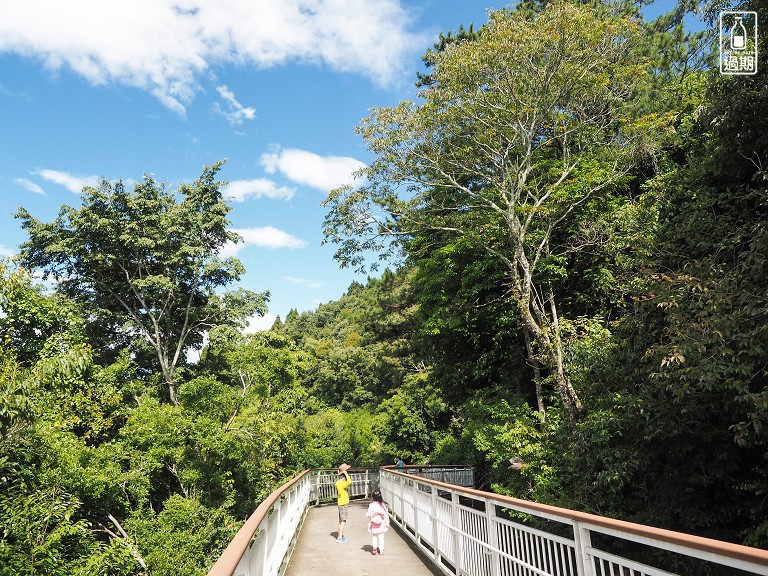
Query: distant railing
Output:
[[386, 464, 474, 487], [380, 469, 768, 576], [309, 467, 379, 504]]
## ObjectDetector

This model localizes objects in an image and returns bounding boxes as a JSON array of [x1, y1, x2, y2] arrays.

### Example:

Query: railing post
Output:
[[260, 523, 270, 576], [251, 528, 266, 576], [412, 478, 420, 541], [397, 476, 408, 528], [268, 499, 281, 574], [451, 490, 464, 576], [485, 498, 500, 576], [431, 484, 440, 566], [573, 521, 595, 576]]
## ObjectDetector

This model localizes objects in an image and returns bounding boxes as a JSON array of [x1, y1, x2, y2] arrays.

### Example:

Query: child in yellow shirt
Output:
[[335, 463, 352, 543]]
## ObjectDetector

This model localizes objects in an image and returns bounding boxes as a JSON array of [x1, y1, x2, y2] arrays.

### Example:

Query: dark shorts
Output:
[[338, 504, 348, 522]]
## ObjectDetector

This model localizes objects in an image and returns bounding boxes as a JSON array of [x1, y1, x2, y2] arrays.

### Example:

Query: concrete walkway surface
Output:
[[284, 500, 443, 576]]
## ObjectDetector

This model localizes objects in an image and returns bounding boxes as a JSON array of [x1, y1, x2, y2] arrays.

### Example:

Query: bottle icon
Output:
[[731, 16, 747, 50]]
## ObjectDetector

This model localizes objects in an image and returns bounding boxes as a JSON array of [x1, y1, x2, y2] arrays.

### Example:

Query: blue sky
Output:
[[0, 0, 701, 330]]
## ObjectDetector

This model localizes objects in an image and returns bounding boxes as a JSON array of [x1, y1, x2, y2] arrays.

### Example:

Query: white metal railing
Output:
[[380, 470, 768, 576], [230, 471, 310, 576], [393, 465, 475, 487]]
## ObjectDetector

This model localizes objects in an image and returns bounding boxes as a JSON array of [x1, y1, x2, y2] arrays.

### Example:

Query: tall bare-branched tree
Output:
[[323, 3, 659, 420]]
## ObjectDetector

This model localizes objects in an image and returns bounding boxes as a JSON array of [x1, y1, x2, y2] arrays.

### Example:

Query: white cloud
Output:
[[0, 245, 16, 258], [36, 169, 99, 193], [0, 0, 424, 113], [260, 146, 365, 191], [221, 226, 307, 256], [14, 177, 45, 195], [223, 178, 295, 202], [213, 85, 256, 125], [244, 312, 277, 333], [283, 275, 323, 289]]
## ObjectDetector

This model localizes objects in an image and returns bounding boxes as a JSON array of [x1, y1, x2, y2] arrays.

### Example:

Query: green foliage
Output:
[[3, 3, 768, 572], [307, 346, 379, 408], [546, 6, 768, 546], [0, 360, 30, 440], [199, 328, 311, 418], [277, 271, 421, 411], [16, 162, 269, 404], [28, 425, 124, 523], [415, 23, 480, 88], [324, 3, 653, 272], [433, 389, 558, 500], [377, 372, 448, 461], [178, 375, 238, 421], [298, 408, 385, 467], [0, 260, 85, 366], [0, 488, 106, 576], [33, 350, 129, 446], [411, 237, 527, 404], [126, 495, 237, 576], [324, 2, 668, 421]]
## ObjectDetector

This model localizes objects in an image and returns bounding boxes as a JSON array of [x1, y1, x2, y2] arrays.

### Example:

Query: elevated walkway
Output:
[[284, 500, 442, 576], [207, 466, 768, 576]]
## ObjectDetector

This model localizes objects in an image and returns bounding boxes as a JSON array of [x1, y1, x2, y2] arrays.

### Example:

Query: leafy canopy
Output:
[[16, 161, 268, 404]]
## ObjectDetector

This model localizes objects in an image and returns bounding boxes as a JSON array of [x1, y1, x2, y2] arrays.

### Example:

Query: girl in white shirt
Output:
[[366, 489, 390, 555]]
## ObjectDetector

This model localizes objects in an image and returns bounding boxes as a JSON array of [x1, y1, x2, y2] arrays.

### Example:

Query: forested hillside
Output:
[[2, 1, 768, 574]]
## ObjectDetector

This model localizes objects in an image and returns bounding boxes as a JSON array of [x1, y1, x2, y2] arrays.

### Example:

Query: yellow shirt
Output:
[[335, 473, 352, 505]]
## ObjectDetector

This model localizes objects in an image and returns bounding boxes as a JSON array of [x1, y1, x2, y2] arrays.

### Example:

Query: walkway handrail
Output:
[[381, 469, 768, 576], [207, 470, 310, 576]]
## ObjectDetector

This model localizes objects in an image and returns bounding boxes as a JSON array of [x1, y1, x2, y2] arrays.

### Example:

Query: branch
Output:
[[95, 514, 148, 570], [230, 427, 257, 439], [165, 462, 189, 497], [224, 369, 252, 431]]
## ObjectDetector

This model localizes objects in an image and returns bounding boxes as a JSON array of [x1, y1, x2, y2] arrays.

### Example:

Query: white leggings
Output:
[[371, 533, 385, 551]]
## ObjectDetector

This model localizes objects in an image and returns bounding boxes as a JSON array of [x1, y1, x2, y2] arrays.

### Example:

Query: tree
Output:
[[16, 161, 268, 405], [323, 3, 657, 419], [415, 23, 480, 88], [623, 7, 768, 542], [0, 260, 85, 367]]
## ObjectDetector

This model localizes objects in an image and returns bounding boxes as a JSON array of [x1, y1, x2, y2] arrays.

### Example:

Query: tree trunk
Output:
[[167, 379, 178, 406], [512, 273, 585, 421], [548, 287, 584, 418], [156, 348, 179, 405], [524, 328, 547, 425]]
